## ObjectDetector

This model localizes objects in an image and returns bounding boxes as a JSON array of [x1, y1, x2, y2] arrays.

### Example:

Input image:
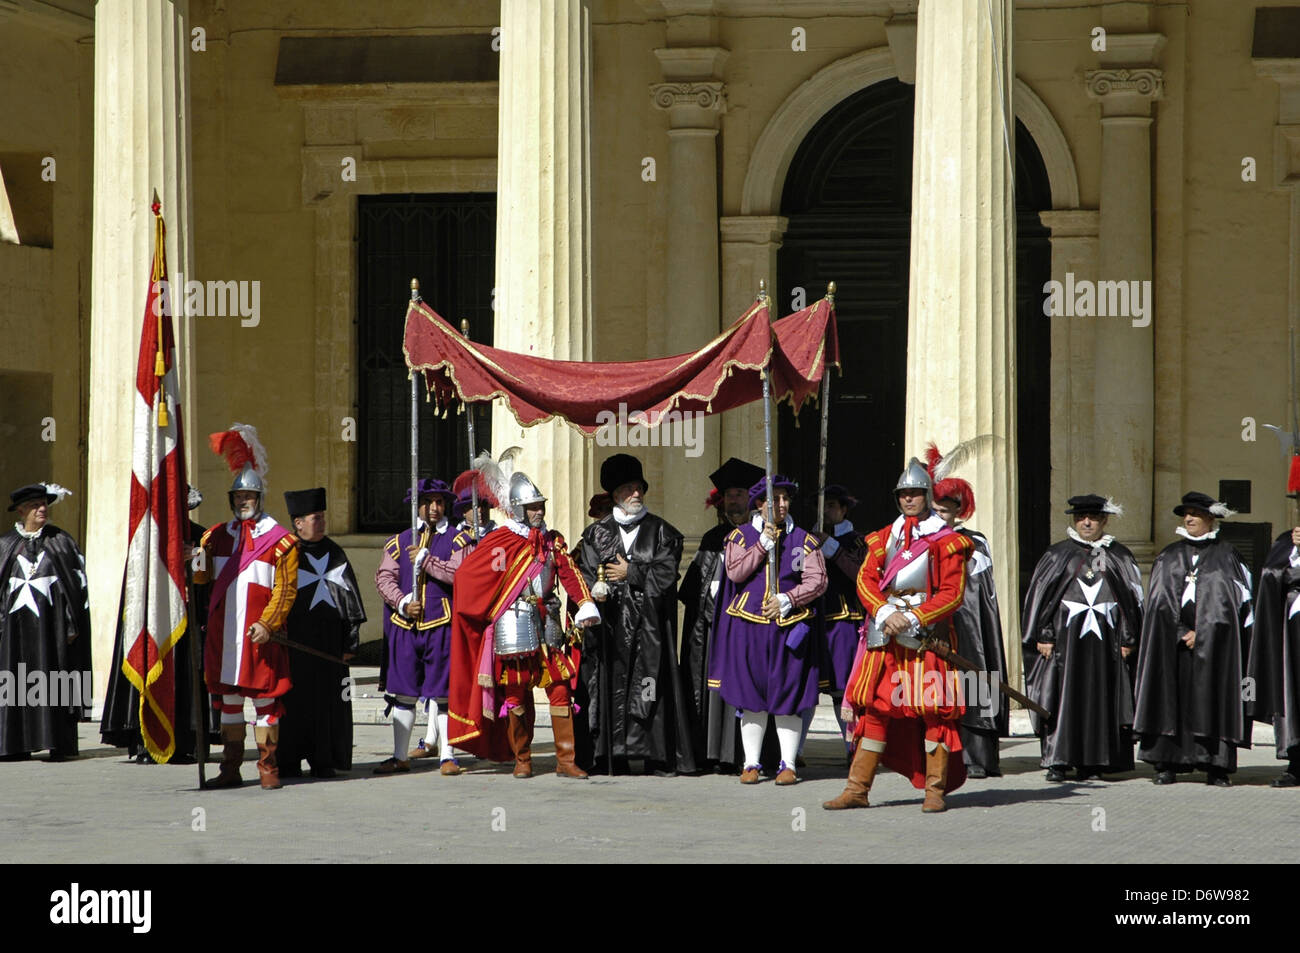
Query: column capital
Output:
[[720, 215, 787, 246], [651, 81, 726, 128], [1085, 67, 1163, 116], [1039, 209, 1099, 239]]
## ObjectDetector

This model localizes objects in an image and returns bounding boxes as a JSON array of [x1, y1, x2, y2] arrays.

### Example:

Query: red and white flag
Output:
[[120, 197, 189, 762]]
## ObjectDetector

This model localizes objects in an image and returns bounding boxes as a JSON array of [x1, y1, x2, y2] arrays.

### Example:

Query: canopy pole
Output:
[[815, 281, 835, 533], [460, 318, 482, 539], [410, 279, 421, 537], [759, 279, 778, 595]]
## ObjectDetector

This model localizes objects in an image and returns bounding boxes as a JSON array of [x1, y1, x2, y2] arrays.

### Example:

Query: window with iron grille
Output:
[[356, 193, 496, 532]]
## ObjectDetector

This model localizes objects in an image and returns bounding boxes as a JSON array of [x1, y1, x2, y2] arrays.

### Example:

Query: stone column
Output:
[[651, 48, 727, 539], [718, 216, 786, 473], [492, 0, 592, 541], [905, 0, 1020, 671], [1085, 35, 1164, 554], [86, 0, 195, 713]]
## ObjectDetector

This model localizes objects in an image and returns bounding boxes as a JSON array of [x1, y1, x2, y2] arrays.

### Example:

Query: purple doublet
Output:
[[381, 525, 460, 699], [708, 520, 825, 716]]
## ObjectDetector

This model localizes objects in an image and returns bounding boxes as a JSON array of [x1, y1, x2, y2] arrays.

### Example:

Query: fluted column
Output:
[[492, 0, 593, 541], [86, 0, 195, 712], [652, 48, 727, 538], [905, 0, 1020, 675], [1085, 36, 1163, 553]]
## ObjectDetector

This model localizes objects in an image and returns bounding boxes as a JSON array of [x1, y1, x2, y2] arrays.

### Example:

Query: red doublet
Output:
[[845, 518, 973, 791], [447, 524, 592, 762]]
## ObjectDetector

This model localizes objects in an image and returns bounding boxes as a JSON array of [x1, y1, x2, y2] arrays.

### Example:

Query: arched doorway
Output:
[[776, 79, 1053, 601]]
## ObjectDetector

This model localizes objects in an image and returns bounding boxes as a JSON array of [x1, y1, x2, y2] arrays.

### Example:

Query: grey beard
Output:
[[618, 499, 645, 515]]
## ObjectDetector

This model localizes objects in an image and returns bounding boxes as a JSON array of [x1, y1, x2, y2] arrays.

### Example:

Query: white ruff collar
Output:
[[14, 523, 41, 540], [1067, 527, 1114, 548], [505, 517, 545, 538], [227, 513, 278, 539], [889, 512, 946, 542], [751, 513, 794, 533], [613, 505, 649, 526], [1176, 525, 1219, 542]]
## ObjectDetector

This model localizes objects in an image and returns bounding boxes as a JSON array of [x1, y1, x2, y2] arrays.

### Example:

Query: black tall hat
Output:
[[600, 453, 648, 494], [1064, 494, 1122, 516], [284, 487, 327, 519], [1173, 491, 1235, 518], [709, 457, 765, 493]]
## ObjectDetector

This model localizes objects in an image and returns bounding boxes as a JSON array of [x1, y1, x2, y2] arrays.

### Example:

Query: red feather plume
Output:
[[452, 468, 500, 509], [209, 430, 254, 473], [705, 488, 722, 509], [924, 442, 943, 479]]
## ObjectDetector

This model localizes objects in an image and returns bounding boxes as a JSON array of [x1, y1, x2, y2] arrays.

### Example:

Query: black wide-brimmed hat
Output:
[[823, 483, 859, 509], [8, 483, 57, 511], [1065, 494, 1122, 516], [600, 453, 648, 494], [710, 457, 765, 493], [284, 487, 327, 520], [1173, 491, 1234, 518]]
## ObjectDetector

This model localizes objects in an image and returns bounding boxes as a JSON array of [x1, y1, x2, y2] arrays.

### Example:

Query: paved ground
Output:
[[3, 693, 1297, 864]]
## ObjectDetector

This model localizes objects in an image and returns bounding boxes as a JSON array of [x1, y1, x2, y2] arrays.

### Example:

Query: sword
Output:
[[920, 635, 1050, 718], [263, 632, 351, 667]]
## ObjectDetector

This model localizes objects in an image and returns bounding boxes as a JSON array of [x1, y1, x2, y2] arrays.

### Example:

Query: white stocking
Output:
[[774, 714, 802, 769], [437, 713, 457, 762], [392, 707, 415, 761], [422, 700, 439, 745], [740, 711, 768, 769]]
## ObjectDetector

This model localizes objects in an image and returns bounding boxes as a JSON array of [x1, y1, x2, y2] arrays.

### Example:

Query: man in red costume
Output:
[[448, 459, 599, 778], [823, 455, 972, 813], [195, 424, 297, 790]]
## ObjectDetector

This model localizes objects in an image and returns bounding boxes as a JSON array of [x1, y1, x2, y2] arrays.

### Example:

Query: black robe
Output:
[[0, 524, 92, 757], [678, 521, 742, 765], [1246, 533, 1300, 759], [1134, 534, 1253, 771], [953, 529, 1010, 774], [102, 519, 214, 759], [1021, 536, 1143, 771], [577, 511, 696, 773], [278, 536, 365, 773]]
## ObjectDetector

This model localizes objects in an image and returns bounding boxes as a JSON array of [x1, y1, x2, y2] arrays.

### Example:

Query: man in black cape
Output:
[[1134, 491, 1253, 786], [678, 456, 762, 771], [1, 483, 91, 761], [102, 485, 214, 763], [577, 453, 695, 775], [1247, 523, 1300, 786], [277, 487, 365, 778], [929, 469, 1008, 778], [1022, 494, 1143, 781]]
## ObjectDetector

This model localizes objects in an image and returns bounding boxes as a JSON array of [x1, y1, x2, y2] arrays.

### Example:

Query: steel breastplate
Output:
[[863, 536, 931, 649], [888, 538, 931, 593]]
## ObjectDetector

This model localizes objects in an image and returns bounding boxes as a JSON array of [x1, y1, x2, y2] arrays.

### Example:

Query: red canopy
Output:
[[403, 296, 839, 435]]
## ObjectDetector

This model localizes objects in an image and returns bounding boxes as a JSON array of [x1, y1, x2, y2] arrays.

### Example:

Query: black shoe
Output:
[[1045, 766, 1068, 782], [310, 766, 337, 779], [1153, 770, 1177, 785], [279, 762, 304, 779], [643, 759, 677, 778], [1206, 770, 1231, 787], [966, 765, 987, 779], [1271, 772, 1299, 788], [0, 752, 32, 762], [1076, 767, 1103, 781], [171, 752, 197, 765]]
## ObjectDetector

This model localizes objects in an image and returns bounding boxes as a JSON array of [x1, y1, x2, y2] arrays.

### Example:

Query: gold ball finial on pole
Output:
[[757, 278, 767, 302], [827, 280, 836, 299], [410, 278, 420, 302], [460, 318, 470, 337]]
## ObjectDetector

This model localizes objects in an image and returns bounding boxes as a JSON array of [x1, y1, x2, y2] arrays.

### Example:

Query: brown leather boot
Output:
[[922, 745, 949, 813], [254, 725, 282, 790], [208, 724, 246, 789], [550, 705, 588, 779], [507, 706, 533, 778], [822, 745, 882, 810]]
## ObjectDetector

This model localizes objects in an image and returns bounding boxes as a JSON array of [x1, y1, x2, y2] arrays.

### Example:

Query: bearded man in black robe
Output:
[[1248, 525, 1300, 785], [1135, 491, 1254, 786], [277, 488, 365, 778], [1022, 494, 1143, 781], [1247, 524, 1300, 786], [678, 457, 762, 771], [0, 483, 91, 761], [577, 453, 695, 775]]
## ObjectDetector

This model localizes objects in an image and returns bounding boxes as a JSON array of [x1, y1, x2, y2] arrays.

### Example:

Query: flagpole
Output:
[[815, 281, 835, 533], [410, 279, 422, 539], [460, 318, 482, 539], [759, 280, 777, 596]]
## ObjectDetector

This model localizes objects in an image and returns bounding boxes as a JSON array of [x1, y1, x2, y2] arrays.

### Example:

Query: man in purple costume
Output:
[[708, 476, 827, 785], [374, 478, 473, 775]]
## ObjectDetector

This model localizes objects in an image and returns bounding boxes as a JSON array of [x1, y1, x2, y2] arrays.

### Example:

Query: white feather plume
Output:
[[42, 482, 72, 504], [1209, 502, 1236, 519], [1103, 496, 1124, 517], [933, 434, 1000, 482], [473, 446, 522, 516], [229, 422, 269, 476]]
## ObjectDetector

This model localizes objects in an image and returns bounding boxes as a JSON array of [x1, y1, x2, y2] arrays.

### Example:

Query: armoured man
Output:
[[448, 459, 600, 778], [824, 456, 972, 813], [196, 425, 298, 790]]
